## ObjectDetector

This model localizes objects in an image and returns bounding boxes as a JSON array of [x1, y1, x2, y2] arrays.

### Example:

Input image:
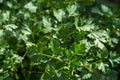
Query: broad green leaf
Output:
[[101, 4, 113, 16], [42, 16, 53, 33], [98, 62, 108, 73], [4, 24, 18, 31], [82, 73, 92, 79], [21, 26, 32, 35], [21, 30, 31, 35], [0, 0, 3, 3], [113, 57, 120, 64], [26, 42, 35, 47], [0, 30, 3, 36], [0, 69, 3, 73], [64, 49, 72, 59], [66, 3, 78, 17], [91, 7, 103, 16], [74, 17, 80, 31], [24, 2, 37, 13], [73, 31, 86, 41], [48, 39, 60, 53], [53, 9, 65, 22], [94, 39, 105, 49], [72, 43, 86, 55], [95, 30, 109, 38], [7, 1, 13, 8], [21, 24, 31, 35], [12, 54, 23, 63], [88, 30, 109, 43], [109, 52, 117, 58], [101, 4, 109, 13], [20, 34, 28, 42], [80, 24, 95, 31], [98, 62, 105, 72], [2, 11, 10, 21], [111, 38, 118, 44]]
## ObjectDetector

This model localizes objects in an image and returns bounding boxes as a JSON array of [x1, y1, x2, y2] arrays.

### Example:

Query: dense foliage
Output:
[[0, 0, 120, 80]]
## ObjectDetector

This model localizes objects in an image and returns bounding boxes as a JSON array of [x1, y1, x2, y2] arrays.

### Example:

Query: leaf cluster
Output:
[[0, 0, 120, 80]]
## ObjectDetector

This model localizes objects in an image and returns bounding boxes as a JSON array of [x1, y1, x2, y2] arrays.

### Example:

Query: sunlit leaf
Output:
[[7, 1, 12, 8], [111, 38, 118, 44], [42, 16, 53, 33], [101, 4, 113, 16], [82, 73, 92, 79], [66, 3, 78, 17], [81, 24, 95, 31], [0, 0, 3, 3], [94, 39, 105, 49], [98, 62, 108, 72], [91, 7, 103, 16], [4, 24, 18, 31], [0, 30, 3, 36], [2, 11, 10, 21], [24, 2, 37, 13], [113, 57, 120, 64], [53, 9, 65, 22]]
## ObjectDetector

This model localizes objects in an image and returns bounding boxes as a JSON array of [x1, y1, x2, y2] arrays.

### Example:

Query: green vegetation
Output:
[[0, 0, 120, 80]]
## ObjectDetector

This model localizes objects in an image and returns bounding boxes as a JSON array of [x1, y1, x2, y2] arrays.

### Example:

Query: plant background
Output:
[[0, 0, 120, 80]]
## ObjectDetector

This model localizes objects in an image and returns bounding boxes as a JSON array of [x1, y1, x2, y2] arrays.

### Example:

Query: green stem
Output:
[[21, 62, 27, 80], [40, 53, 63, 62], [26, 61, 33, 80]]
